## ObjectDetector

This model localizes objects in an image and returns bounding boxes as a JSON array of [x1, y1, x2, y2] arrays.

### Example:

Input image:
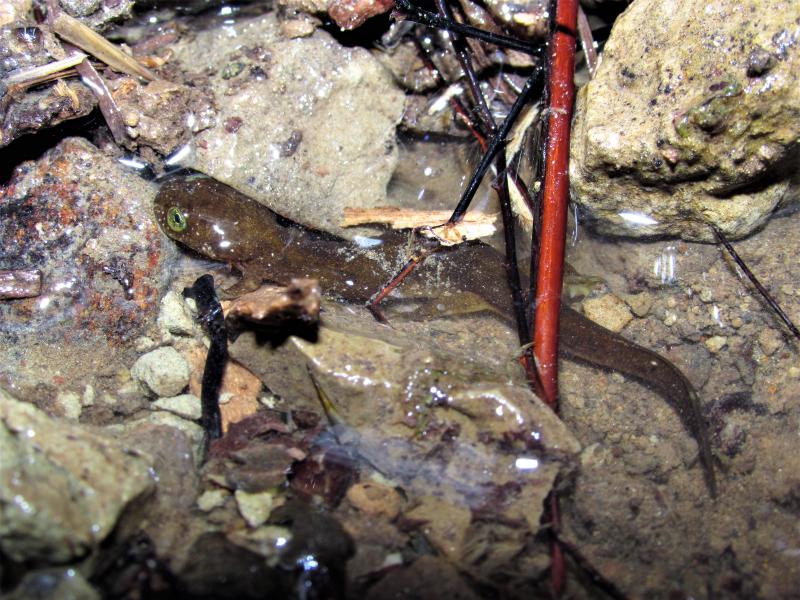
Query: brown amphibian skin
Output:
[[154, 174, 716, 495]]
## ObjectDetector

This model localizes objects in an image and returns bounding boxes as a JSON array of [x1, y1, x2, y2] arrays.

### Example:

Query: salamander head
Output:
[[154, 175, 273, 263]]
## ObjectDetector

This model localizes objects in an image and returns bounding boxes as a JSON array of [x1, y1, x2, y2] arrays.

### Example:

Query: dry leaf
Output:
[[221, 278, 321, 326], [51, 11, 155, 81], [187, 348, 263, 433]]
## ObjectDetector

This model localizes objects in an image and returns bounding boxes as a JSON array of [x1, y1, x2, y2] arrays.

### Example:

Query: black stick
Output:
[[448, 69, 542, 223], [394, 0, 540, 55], [183, 275, 227, 452], [711, 225, 800, 340]]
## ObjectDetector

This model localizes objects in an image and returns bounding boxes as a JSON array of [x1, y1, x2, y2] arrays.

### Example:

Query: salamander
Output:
[[154, 174, 716, 496]]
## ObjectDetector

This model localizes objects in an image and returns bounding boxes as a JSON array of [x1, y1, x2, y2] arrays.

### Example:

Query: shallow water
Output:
[[2, 3, 799, 598]]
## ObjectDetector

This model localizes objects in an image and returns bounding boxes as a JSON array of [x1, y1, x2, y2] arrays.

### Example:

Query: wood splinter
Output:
[[342, 206, 497, 244]]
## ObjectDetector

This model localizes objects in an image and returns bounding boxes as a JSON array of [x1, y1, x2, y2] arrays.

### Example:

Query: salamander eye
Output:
[[166, 206, 188, 232]]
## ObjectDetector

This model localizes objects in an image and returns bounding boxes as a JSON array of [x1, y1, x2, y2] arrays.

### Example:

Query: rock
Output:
[[583, 293, 633, 332], [54, 390, 82, 420], [157, 290, 196, 336], [570, 0, 800, 241], [704, 335, 728, 354], [229, 303, 579, 584], [0, 390, 153, 564], [108, 77, 215, 156], [404, 496, 471, 560], [235, 489, 277, 528], [57, 0, 133, 31], [152, 393, 201, 420], [621, 291, 652, 318], [131, 347, 190, 397], [483, 0, 549, 38], [110, 422, 203, 574], [3, 568, 100, 600], [345, 482, 401, 520], [168, 11, 405, 237], [327, 0, 394, 30], [365, 555, 481, 600], [197, 488, 229, 512], [0, 137, 173, 402], [124, 411, 205, 463], [757, 328, 783, 356]]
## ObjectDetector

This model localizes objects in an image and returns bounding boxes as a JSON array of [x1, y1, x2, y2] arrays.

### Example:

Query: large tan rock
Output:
[[570, 0, 800, 241], [0, 391, 153, 564], [170, 12, 405, 238]]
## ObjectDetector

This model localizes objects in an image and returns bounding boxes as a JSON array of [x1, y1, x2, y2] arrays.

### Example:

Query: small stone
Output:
[[197, 489, 229, 512], [621, 292, 652, 317], [583, 294, 633, 333], [699, 289, 714, 303], [757, 328, 783, 356], [788, 366, 800, 378], [780, 284, 794, 296], [55, 392, 82, 420], [123, 110, 139, 127], [157, 291, 196, 336], [134, 336, 157, 352], [108, 411, 204, 464], [704, 336, 728, 354], [279, 17, 317, 38], [235, 489, 276, 528], [152, 394, 201, 420], [664, 312, 678, 327], [82, 385, 95, 407], [730, 317, 744, 329], [131, 347, 190, 397], [346, 482, 401, 520]]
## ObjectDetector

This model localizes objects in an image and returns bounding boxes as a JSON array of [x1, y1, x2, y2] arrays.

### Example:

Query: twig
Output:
[[393, 0, 540, 55], [711, 224, 800, 340], [448, 70, 541, 223], [532, 0, 579, 411], [5, 53, 86, 86], [64, 43, 127, 144], [576, 6, 598, 77]]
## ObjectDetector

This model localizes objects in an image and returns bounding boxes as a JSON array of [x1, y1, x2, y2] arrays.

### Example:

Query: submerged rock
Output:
[[168, 11, 405, 237], [229, 303, 579, 585], [570, 0, 800, 241], [3, 568, 100, 600], [0, 390, 153, 565], [0, 137, 173, 401]]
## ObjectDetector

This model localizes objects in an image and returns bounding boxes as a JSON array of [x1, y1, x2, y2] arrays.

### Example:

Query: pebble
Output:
[[704, 336, 728, 354], [757, 329, 783, 356], [157, 291, 196, 337], [82, 385, 95, 407], [583, 294, 634, 333], [54, 391, 82, 420], [197, 489, 229, 512], [621, 292, 652, 317], [346, 482, 402, 520], [152, 394, 201, 420], [235, 489, 276, 528], [131, 347, 190, 397]]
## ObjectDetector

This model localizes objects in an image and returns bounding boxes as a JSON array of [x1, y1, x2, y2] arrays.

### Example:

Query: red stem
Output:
[[533, 0, 579, 411]]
